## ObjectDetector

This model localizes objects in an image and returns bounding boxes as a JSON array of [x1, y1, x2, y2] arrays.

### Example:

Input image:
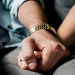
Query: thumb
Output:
[[34, 51, 42, 59]]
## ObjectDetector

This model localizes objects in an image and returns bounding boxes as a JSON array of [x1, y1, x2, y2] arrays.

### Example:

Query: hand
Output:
[[18, 29, 70, 72], [18, 50, 42, 71]]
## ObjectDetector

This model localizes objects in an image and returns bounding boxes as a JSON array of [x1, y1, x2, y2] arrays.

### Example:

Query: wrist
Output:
[[30, 29, 52, 38], [28, 22, 47, 31], [29, 23, 57, 36], [30, 29, 58, 44]]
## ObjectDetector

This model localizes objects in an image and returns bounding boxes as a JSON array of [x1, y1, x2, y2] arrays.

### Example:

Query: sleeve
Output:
[[2, 0, 44, 33]]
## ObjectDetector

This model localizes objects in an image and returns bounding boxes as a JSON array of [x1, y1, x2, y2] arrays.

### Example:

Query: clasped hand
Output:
[[18, 29, 70, 72]]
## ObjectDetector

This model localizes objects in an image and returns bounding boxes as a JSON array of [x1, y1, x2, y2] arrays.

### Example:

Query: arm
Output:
[[57, 5, 75, 48], [18, 0, 48, 31], [18, 0, 70, 72]]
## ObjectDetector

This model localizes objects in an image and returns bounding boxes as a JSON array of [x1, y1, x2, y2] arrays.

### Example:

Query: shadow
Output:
[[43, 0, 61, 30]]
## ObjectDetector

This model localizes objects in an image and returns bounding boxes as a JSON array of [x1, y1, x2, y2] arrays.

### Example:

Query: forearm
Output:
[[18, 0, 48, 31], [57, 5, 75, 48]]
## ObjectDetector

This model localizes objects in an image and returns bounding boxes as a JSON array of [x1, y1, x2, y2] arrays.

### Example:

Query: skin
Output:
[[17, 0, 70, 72], [57, 5, 75, 48]]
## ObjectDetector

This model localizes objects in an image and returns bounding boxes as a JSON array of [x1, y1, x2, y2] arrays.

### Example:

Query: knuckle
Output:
[[66, 50, 71, 56], [23, 53, 33, 61], [20, 66, 26, 70], [43, 49, 50, 56], [22, 38, 30, 45], [61, 47, 66, 56], [53, 43, 59, 51], [19, 51, 22, 55], [20, 63, 27, 70]]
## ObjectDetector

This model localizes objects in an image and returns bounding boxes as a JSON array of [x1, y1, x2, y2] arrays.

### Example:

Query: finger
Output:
[[18, 51, 28, 69], [18, 51, 22, 68], [18, 55, 20, 67], [59, 49, 71, 63], [34, 51, 42, 59], [22, 37, 37, 70], [37, 44, 59, 71], [65, 49, 71, 57], [48, 45, 66, 71], [20, 51, 28, 69], [49, 46, 71, 71], [37, 43, 66, 71], [57, 48, 71, 64]]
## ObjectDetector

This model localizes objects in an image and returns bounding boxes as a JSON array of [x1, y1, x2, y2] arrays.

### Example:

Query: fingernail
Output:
[[28, 62, 36, 70]]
